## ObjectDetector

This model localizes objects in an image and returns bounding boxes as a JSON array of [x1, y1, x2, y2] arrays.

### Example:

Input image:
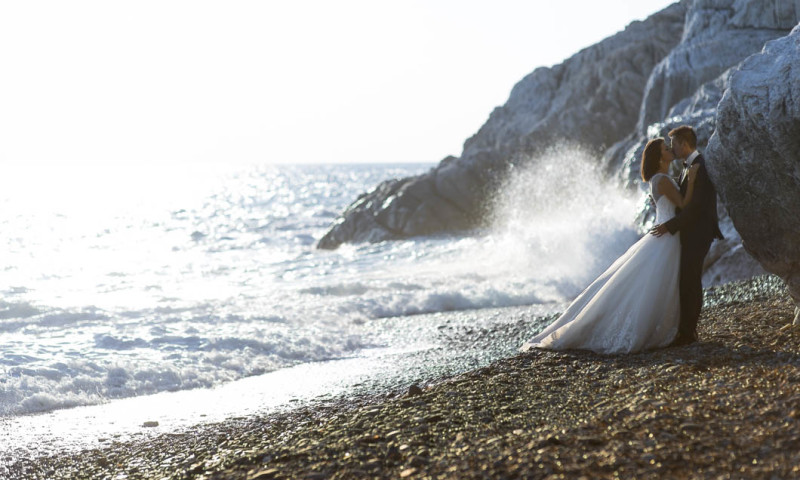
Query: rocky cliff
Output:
[[318, 0, 800, 298]]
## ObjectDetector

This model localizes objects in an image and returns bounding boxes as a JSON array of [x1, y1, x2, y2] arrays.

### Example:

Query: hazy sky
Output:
[[1, 1, 677, 166]]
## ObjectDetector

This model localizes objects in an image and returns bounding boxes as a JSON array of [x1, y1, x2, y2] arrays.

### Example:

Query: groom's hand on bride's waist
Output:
[[650, 224, 669, 237]]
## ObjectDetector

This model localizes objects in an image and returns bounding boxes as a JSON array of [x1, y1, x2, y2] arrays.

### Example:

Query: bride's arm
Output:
[[658, 166, 699, 208]]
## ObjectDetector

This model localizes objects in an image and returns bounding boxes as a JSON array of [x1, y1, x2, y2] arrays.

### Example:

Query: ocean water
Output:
[[0, 152, 641, 419]]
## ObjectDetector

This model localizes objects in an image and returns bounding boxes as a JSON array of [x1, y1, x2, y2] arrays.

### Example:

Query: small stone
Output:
[[407, 384, 423, 396], [364, 459, 382, 470], [358, 434, 382, 444], [679, 423, 703, 431], [424, 414, 443, 423], [248, 469, 280, 480], [302, 473, 326, 480], [142, 421, 159, 428], [577, 436, 605, 446], [400, 467, 417, 478], [386, 446, 403, 462]]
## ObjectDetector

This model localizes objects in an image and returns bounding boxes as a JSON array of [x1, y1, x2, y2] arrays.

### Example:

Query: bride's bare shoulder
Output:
[[656, 175, 678, 194]]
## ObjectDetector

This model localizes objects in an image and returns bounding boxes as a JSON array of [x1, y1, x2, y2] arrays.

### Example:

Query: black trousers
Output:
[[678, 235, 713, 339]]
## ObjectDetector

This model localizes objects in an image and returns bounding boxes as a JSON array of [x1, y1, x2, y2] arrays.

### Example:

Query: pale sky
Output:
[[1, 1, 678, 167]]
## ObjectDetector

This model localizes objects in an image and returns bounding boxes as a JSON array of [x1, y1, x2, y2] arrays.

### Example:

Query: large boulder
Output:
[[317, 2, 687, 249], [706, 24, 800, 321]]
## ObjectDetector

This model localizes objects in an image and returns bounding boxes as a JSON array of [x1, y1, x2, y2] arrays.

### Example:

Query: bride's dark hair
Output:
[[641, 138, 664, 181]]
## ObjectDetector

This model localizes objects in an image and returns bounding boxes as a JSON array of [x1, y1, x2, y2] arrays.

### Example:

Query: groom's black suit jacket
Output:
[[664, 154, 723, 244], [663, 153, 723, 340]]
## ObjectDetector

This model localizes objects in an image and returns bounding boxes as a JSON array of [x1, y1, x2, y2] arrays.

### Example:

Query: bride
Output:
[[521, 138, 699, 354]]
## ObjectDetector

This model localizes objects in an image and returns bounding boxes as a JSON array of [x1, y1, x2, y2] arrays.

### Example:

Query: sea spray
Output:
[[486, 144, 642, 300]]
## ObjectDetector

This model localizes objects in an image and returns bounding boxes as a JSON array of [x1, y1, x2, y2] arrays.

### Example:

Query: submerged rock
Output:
[[706, 25, 800, 321]]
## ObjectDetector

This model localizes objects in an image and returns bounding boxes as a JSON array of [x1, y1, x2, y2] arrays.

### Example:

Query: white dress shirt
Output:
[[686, 150, 700, 167], [679, 150, 701, 185]]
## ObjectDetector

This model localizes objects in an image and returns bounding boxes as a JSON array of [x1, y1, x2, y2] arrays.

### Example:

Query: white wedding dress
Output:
[[521, 173, 681, 354]]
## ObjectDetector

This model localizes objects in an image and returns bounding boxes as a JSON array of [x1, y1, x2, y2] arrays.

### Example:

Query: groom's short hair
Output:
[[668, 125, 697, 149]]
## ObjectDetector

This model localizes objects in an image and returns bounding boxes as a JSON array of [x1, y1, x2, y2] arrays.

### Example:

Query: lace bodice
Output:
[[649, 173, 676, 202]]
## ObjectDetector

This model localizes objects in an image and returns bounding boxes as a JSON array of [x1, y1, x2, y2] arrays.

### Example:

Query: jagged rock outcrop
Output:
[[317, 163, 475, 248], [636, 0, 798, 132], [317, 2, 688, 249], [706, 24, 800, 321]]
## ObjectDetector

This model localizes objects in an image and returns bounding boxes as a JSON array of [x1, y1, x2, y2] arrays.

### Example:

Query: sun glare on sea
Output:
[[1, 161, 244, 309]]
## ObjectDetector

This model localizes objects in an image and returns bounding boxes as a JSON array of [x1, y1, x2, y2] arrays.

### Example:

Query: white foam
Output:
[[0, 306, 371, 416], [0, 347, 415, 462]]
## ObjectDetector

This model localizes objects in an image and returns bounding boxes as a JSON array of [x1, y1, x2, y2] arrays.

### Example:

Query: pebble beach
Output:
[[6, 275, 799, 479]]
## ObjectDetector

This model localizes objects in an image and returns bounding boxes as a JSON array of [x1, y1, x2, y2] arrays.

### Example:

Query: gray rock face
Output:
[[706, 24, 800, 319], [637, 0, 798, 135], [317, 2, 688, 249], [464, 2, 686, 165]]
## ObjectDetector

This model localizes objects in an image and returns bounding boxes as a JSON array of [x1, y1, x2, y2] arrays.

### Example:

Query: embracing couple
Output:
[[522, 125, 724, 354]]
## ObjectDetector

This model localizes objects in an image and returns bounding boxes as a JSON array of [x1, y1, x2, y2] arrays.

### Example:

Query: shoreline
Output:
[[7, 275, 798, 479]]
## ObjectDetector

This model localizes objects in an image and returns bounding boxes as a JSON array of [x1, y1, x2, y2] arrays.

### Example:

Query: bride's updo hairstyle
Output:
[[641, 138, 664, 182]]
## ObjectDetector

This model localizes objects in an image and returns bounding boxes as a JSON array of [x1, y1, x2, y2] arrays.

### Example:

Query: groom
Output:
[[651, 125, 723, 346]]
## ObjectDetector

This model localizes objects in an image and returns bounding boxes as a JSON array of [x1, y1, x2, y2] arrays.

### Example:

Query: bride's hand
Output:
[[688, 164, 700, 182]]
